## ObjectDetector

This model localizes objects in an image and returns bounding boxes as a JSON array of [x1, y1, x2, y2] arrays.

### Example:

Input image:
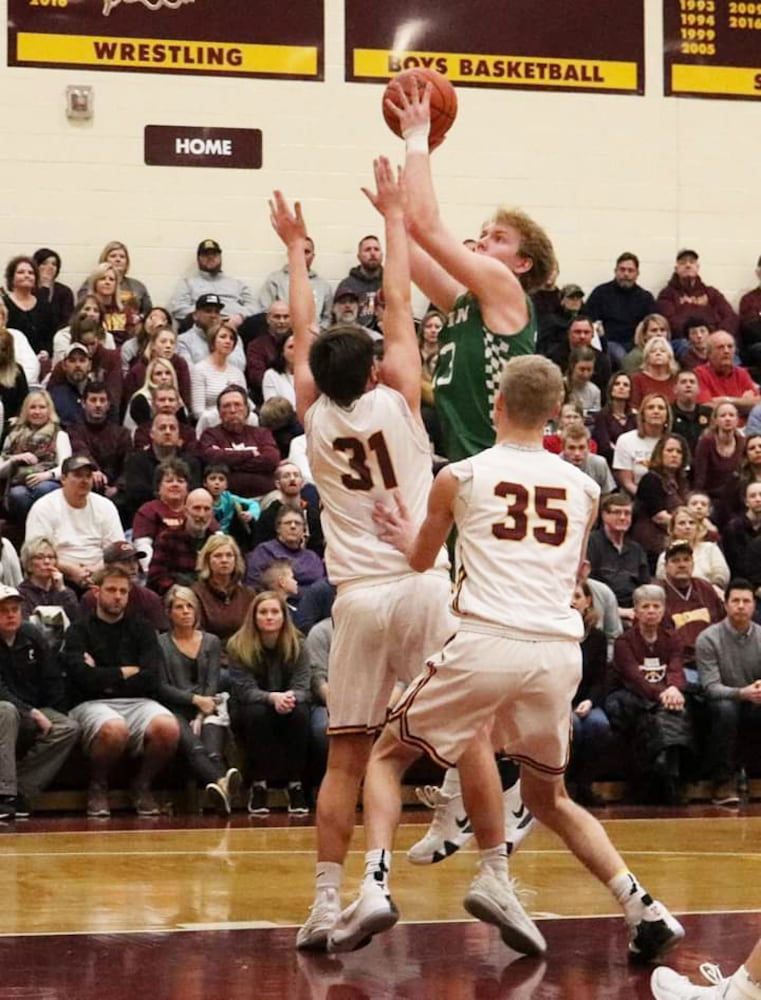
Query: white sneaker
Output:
[[407, 784, 473, 864], [503, 780, 536, 856], [296, 888, 341, 952], [463, 869, 547, 956], [629, 899, 685, 963], [328, 880, 399, 953], [650, 963, 730, 999]]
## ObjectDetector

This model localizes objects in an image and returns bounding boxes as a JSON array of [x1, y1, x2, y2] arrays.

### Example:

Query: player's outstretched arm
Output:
[[362, 156, 421, 416], [374, 467, 456, 572], [387, 81, 526, 333], [269, 191, 319, 421]]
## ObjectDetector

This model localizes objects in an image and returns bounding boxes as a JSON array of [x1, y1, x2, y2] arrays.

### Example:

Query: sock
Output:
[[728, 965, 761, 1000], [496, 756, 521, 792], [479, 843, 508, 879], [441, 768, 461, 797], [315, 861, 342, 896], [607, 869, 653, 921], [363, 849, 392, 890]]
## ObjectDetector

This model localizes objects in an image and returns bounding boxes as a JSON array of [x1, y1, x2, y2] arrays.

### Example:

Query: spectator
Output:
[[338, 235, 384, 328], [549, 315, 612, 396], [0, 327, 29, 431], [52, 297, 115, 366], [0, 585, 80, 821], [258, 395, 304, 462], [168, 239, 256, 328], [2, 254, 56, 361], [262, 332, 296, 406], [25, 454, 124, 591], [83, 263, 128, 344], [121, 306, 173, 375], [0, 389, 71, 521], [80, 540, 169, 634], [560, 424, 616, 495], [132, 384, 195, 453], [587, 492, 650, 620], [578, 558, 623, 660], [697, 579, 761, 806], [228, 591, 311, 815], [175, 293, 246, 373], [192, 535, 255, 645], [259, 559, 335, 636], [245, 506, 326, 591], [686, 490, 720, 542], [330, 282, 362, 328], [564, 346, 601, 418], [63, 565, 179, 817], [669, 370, 712, 460], [47, 342, 92, 429], [630, 337, 679, 409], [612, 393, 671, 496], [654, 506, 730, 591], [89, 240, 152, 317], [661, 541, 724, 675], [245, 300, 291, 404], [585, 251, 656, 365], [198, 386, 279, 497], [131, 458, 192, 556], [656, 249, 738, 340], [0, 298, 39, 386], [123, 325, 191, 417], [419, 308, 444, 404], [190, 323, 247, 420], [717, 433, 761, 530], [157, 585, 240, 815], [738, 254, 761, 369], [147, 488, 217, 595], [303, 617, 331, 791], [679, 315, 712, 371], [17, 537, 80, 625], [591, 372, 636, 463], [721, 482, 761, 598], [537, 283, 585, 357], [32, 247, 74, 332], [695, 331, 759, 413], [607, 584, 695, 805], [202, 463, 259, 537], [68, 382, 132, 500], [631, 433, 691, 570], [543, 401, 598, 455], [693, 401, 743, 503], [256, 235, 332, 329], [256, 460, 323, 554], [120, 414, 200, 524], [621, 313, 672, 375], [124, 357, 183, 432]]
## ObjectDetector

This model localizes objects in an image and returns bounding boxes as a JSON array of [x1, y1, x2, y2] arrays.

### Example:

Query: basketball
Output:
[[382, 68, 458, 150]]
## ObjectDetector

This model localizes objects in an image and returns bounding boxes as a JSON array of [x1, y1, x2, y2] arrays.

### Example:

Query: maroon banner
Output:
[[664, 0, 761, 99], [346, 0, 645, 95], [8, 0, 323, 80], [144, 126, 262, 169]]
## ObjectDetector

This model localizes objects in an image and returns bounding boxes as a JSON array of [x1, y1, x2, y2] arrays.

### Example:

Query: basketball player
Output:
[[652, 937, 761, 998], [386, 74, 555, 867], [329, 355, 684, 963], [270, 160, 460, 951]]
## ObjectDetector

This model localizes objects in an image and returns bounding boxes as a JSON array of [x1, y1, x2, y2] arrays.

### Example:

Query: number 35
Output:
[[492, 482, 568, 546]]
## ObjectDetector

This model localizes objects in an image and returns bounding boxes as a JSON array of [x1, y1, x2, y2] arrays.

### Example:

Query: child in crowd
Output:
[[203, 463, 261, 535], [565, 346, 601, 420], [260, 559, 299, 616], [543, 401, 599, 454], [686, 490, 719, 542]]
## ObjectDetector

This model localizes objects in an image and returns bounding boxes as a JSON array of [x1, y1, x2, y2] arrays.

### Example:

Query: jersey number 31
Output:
[[333, 432, 398, 492]]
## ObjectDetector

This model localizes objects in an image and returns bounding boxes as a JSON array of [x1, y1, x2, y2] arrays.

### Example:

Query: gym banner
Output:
[[664, 0, 761, 99], [345, 0, 645, 95], [7, 0, 323, 80]]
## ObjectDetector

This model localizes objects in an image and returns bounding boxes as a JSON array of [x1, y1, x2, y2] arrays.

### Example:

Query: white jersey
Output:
[[305, 384, 448, 586], [450, 442, 599, 640]]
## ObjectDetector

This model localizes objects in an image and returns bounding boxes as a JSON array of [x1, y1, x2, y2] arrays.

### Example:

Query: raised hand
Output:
[[361, 156, 405, 217], [269, 190, 308, 248], [384, 78, 432, 139]]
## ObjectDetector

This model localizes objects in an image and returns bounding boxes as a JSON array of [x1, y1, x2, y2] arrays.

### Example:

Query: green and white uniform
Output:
[[433, 292, 536, 461]]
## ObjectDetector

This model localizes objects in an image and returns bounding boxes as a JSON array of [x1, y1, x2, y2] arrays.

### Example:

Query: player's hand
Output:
[[361, 157, 405, 217], [269, 191, 308, 249], [385, 79, 432, 140], [372, 490, 415, 556]]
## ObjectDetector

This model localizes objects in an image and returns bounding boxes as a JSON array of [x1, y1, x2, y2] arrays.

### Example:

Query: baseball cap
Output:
[[103, 541, 147, 564], [0, 585, 21, 604], [676, 248, 699, 261], [61, 455, 97, 474], [334, 280, 360, 302], [195, 293, 223, 310], [65, 343, 89, 357], [197, 239, 222, 255], [665, 540, 694, 560], [561, 284, 584, 299]]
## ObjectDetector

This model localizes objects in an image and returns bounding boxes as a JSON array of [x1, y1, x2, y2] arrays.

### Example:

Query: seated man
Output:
[[695, 330, 760, 414], [330, 281, 362, 328], [245, 300, 291, 403], [132, 385, 197, 452], [549, 315, 612, 395], [536, 282, 585, 358], [198, 386, 280, 498], [696, 578, 761, 806], [337, 235, 384, 328], [256, 460, 323, 554], [68, 382, 132, 500], [669, 370, 712, 459], [587, 492, 651, 622], [25, 455, 124, 591], [48, 343, 92, 429], [661, 541, 724, 678], [175, 292, 246, 373], [168, 240, 256, 330], [656, 249, 738, 341], [63, 565, 179, 817], [561, 424, 616, 496], [81, 541, 168, 633], [147, 488, 217, 595], [0, 585, 80, 821], [244, 506, 326, 592], [585, 252, 656, 364], [256, 236, 332, 329]]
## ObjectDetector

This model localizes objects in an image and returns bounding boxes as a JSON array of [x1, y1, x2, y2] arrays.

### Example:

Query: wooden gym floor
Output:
[[1, 804, 760, 999]]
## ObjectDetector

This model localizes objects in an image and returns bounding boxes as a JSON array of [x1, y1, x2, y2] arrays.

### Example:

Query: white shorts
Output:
[[387, 624, 582, 778], [70, 698, 174, 756], [327, 570, 454, 735]]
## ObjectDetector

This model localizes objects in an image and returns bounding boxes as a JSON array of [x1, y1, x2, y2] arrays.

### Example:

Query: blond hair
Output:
[[489, 207, 556, 293], [499, 355, 564, 428], [226, 591, 302, 679], [196, 534, 245, 583]]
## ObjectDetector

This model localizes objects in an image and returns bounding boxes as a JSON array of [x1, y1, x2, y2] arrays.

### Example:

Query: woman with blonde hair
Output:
[[0, 389, 71, 519], [630, 336, 679, 408], [693, 400, 743, 503], [85, 262, 127, 342], [612, 392, 671, 496], [121, 306, 173, 375], [52, 295, 116, 364], [0, 298, 39, 386], [621, 313, 671, 374], [123, 323, 191, 414], [192, 534, 255, 644], [158, 585, 240, 815], [98, 240, 152, 315], [654, 505, 729, 589], [228, 591, 310, 815], [124, 356, 184, 430]]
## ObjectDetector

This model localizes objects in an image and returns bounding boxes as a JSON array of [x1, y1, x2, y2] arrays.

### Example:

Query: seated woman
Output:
[[564, 346, 601, 421], [621, 313, 671, 374], [157, 585, 240, 815], [33, 248, 74, 333], [52, 295, 116, 365], [543, 401, 598, 454], [132, 458, 192, 567], [418, 309, 445, 456], [567, 582, 612, 807], [90, 240, 153, 317], [693, 401, 743, 505], [0, 326, 29, 434], [190, 324, 247, 420], [83, 262, 129, 345], [17, 536, 80, 624], [612, 392, 671, 497], [121, 306, 173, 376], [0, 390, 71, 520], [721, 480, 761, 596], [715, 432, 761, 530], [262, 332, 296, 406], [0, 299, 39, 386], [606, 584, 696, 805], [2, 255, 57, 364], [123, 325, 191, 416], [591, 371, 636, 465], [654, 505, 730, 590], [228, 591, 311, 815], [191, 535, 256, 645], [631, 433, 691, 571], [124, 357, 185, 433], [47, 318, 122, 417], [629, 336, 679, 409], [244, 506, 326, 591]]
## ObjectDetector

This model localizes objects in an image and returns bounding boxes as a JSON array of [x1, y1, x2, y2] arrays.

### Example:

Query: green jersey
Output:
[[432, 292, 536, 461]]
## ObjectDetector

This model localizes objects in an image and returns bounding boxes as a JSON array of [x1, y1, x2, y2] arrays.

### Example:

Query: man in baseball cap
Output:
[[168, 238, 256, 330], [80, 541, 168, 632]]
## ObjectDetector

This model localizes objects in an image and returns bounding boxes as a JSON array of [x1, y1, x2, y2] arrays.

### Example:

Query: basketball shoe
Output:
[[628, 898, 685, 963], [463, 868, 547, 956], [328, 881, 399, 953], [651, 963, 741, 998], [296, 888, 341, 952]]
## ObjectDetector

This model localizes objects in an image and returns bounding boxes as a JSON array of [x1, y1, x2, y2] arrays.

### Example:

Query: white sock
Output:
[[479, 843, 508, 879], [315, 861, 342, 896], [441, 768, 462, 797], [607, 869, 652, 921], [728, 965, 761, 1000], [363, 848, 392, 890]]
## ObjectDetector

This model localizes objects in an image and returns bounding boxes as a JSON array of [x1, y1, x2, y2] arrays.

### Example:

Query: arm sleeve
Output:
[[229, 661, 269, 705], [696, 630, 741, 700], [287, 645, 311, 702], [613, 632, 660, 702]]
